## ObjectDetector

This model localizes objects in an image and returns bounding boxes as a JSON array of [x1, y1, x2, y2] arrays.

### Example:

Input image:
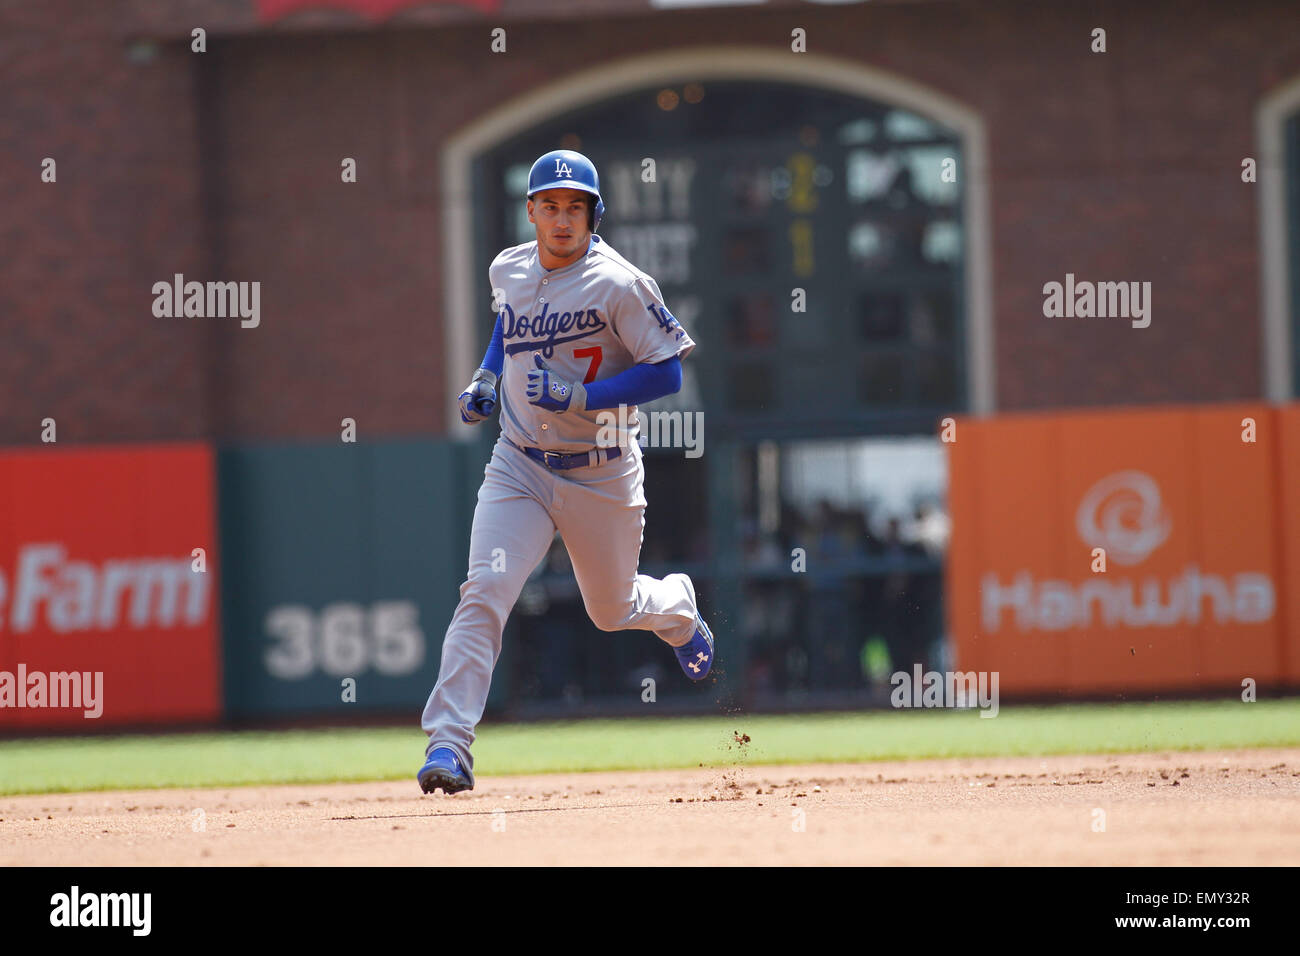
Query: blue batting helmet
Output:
[[527, 149, 605, 232]]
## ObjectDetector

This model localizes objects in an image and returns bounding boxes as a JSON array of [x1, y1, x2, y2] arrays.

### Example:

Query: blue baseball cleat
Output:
[[418, 747, 474, 795], [674, 612, 715, 681]]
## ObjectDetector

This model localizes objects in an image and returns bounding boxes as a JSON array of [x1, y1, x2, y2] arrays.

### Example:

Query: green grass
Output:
[[1, 698, 1297, 796]]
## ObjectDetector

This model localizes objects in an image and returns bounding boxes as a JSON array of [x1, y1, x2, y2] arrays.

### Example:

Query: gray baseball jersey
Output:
[[419, 234, 702, 781], [492, 233, 696, 449]]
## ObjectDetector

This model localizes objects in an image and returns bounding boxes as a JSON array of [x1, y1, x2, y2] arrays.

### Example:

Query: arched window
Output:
[[478, 82, 968, 435], [1259, 78, 1300, 400], [455, 63, 982, 711]]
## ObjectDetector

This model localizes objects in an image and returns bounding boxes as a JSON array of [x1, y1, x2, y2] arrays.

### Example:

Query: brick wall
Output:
[[3, 0, 1299, 443], [0, 1, 208, 444]]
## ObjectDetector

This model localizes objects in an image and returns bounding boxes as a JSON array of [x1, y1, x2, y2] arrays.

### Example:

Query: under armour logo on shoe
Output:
[[689, 652, 709, 673]]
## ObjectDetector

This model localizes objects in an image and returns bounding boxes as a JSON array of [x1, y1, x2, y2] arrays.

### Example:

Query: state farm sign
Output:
[[0, 445, 220, 729], [946, 405, 1286, 694], [2, 543, 209, 633]]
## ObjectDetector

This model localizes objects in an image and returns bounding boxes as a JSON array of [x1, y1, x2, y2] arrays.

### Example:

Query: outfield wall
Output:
[[217, 439, 473, 718], [947, 403, 1300, 696], [0, 444, 221, 729], [0, 439, 478, 730], [4, 401, 1298, 732]]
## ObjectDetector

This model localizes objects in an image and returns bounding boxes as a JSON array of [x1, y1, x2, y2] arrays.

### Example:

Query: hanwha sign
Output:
[[1075, 470, 1171, 566], [980, 462, 1273, 632], [945, 403, 1288, 694]]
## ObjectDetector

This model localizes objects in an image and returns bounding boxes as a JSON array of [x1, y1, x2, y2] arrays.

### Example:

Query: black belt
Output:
[[508, 438, 621, 471]]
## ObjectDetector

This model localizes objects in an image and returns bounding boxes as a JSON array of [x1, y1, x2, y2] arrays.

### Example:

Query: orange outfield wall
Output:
[[1279, 406, 1300, 684], [945, 403, 1292, 696]]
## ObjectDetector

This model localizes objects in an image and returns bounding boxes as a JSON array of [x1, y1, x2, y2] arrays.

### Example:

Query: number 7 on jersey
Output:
[[573, 346, 603, 384]]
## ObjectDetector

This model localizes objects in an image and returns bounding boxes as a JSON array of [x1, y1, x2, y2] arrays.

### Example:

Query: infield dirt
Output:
[[3, 748, 1297, 865]]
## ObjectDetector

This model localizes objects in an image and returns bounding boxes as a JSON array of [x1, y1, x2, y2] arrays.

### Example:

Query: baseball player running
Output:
[[417, 149, 715, 795]]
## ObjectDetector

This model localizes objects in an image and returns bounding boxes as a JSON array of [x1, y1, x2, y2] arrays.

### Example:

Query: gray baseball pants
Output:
[[420, 435, 699, 785]]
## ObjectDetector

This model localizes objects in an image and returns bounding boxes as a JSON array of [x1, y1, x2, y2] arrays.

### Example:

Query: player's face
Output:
[[527, 188, 591, 267]]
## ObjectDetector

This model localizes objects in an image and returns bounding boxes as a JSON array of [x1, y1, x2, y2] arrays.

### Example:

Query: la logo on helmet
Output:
[[554, 160, 573, 178]]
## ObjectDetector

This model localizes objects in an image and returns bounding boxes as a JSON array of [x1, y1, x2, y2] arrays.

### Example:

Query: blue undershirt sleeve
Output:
[[479, 314, 504, 377], [582, 355, 682, 410]]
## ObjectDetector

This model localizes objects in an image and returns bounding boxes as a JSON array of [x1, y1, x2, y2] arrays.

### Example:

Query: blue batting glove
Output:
[[458, 368, 498, 425], [525, 353, 586, 413]]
